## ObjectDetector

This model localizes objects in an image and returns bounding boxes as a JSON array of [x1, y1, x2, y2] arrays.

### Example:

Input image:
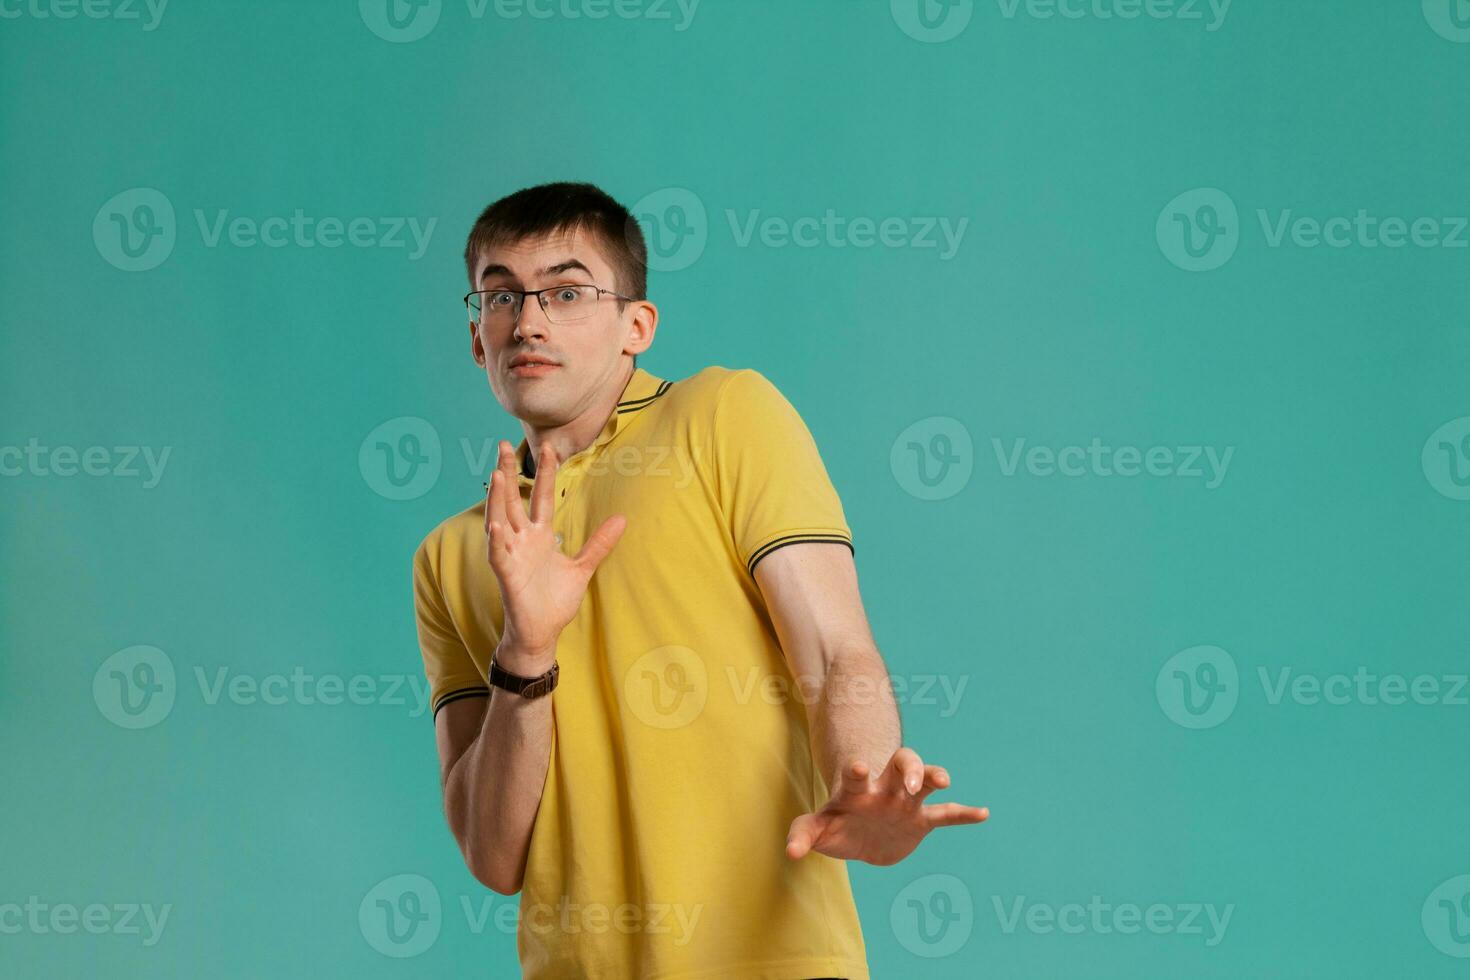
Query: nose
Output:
[[512, 294, 552, 343]]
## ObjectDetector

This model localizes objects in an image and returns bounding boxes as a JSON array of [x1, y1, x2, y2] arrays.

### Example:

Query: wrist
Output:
[[495, 638, 557, 676]]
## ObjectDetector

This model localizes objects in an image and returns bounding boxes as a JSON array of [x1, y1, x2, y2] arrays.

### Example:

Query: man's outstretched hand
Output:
[[785, 748, 988, 866]]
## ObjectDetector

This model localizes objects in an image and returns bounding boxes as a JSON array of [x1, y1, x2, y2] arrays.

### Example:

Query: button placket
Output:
[[553, 469, 571, 550]]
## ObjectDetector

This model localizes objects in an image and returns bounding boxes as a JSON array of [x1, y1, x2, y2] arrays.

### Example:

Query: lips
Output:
[[509, 357, 560, 378], [509, 355, 559, 369]]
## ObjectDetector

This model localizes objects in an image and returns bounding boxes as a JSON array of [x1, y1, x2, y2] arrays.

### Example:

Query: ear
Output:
[[470, 320, 487, 367], [622, 299, 659, 357]]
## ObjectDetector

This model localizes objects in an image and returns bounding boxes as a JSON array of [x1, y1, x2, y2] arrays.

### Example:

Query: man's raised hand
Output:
[[485, 439, 626, 673]]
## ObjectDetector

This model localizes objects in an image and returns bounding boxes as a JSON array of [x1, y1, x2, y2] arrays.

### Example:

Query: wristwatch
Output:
[[489, 656, 559, 699]]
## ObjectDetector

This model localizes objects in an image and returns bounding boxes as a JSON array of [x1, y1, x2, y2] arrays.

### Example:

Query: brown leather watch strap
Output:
[[488, 657, 559, 699]]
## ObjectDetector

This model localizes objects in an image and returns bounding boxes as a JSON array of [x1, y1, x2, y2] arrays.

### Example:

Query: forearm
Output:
[[807, 644, 902, 792], [443, 641, 554, 893]]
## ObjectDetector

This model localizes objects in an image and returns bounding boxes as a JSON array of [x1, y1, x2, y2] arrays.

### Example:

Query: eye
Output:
[[554, 286, 583, 303], [488, 291, 517, 307]]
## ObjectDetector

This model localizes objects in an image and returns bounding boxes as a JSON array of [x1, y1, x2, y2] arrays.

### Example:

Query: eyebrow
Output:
[[478, 259, 594, 284]]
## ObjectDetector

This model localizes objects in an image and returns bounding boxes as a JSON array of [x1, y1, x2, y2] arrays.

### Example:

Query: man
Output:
[[412, 182, 987, 978]]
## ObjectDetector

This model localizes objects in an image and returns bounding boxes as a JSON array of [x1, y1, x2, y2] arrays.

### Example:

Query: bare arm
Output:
[[434, 639, 553, 894], [433, 439, 625, 893], [752, 542, 900, 791], [755, 542, 988, 865]]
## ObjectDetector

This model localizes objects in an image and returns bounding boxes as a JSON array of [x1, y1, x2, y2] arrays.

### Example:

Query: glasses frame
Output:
[[463, 282, 636, 326]]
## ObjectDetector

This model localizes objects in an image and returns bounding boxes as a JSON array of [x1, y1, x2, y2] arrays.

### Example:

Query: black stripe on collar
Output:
[[617, 380, 673, 414]]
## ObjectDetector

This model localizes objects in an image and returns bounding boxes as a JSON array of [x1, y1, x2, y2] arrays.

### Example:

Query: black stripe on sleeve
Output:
[[746, 533, 855, 576], [432, 686, 490, 719]]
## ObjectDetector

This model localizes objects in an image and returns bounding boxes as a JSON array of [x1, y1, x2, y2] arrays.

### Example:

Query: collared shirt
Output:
[[412, 365, 867, 979]]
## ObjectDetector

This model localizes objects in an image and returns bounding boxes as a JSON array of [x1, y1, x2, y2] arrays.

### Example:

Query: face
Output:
[[469, 227, 655, 428]]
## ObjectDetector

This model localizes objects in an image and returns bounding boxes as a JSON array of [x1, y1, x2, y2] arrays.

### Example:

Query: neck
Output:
[[521, 362, 635, 477]]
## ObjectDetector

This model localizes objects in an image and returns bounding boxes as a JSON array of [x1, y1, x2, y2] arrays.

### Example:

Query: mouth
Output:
[[508, 357, 560, 378]]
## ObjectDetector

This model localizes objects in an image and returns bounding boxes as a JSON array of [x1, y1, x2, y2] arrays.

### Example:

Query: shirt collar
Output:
[[514, 366, 670, 486]]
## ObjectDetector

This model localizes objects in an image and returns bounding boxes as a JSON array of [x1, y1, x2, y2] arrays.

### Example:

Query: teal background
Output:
[[3, 0, 1469, 976]]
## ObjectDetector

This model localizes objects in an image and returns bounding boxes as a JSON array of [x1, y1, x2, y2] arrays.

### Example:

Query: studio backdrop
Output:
[[3, 1, 1468, 977]]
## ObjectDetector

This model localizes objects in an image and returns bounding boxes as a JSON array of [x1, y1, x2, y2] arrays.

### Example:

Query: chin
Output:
[[506, 387, 565, 425]]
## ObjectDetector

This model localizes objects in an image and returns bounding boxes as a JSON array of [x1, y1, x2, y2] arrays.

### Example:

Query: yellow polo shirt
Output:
[[411, 365, 869, 979]]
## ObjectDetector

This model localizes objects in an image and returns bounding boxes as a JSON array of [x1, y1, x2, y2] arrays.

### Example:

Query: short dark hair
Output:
[[463, 182, 648, 303]]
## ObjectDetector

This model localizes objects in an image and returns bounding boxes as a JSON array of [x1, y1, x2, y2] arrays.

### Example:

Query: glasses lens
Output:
[[542, 285, 598, 323], [470, 290, 521, 325]]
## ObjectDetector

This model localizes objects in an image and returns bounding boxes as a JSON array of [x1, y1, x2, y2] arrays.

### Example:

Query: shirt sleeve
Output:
[[412, 538, 490, 720], [709, 368, 854, 576]]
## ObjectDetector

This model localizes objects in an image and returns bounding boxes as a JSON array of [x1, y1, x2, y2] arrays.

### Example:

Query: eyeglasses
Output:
[[464, 283, 634, 326]]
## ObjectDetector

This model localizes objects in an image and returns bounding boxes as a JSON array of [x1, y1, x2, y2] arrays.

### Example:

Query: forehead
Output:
[[473, 226, 617, 284]]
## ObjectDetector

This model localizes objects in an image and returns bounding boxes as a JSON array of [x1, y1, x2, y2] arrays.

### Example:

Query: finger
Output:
[[785, 812, 828, 860], [528, 442, 558, 525], [837, 758, 872, 797], [915, 765, 951, 803], [572, 513, 627, 572], [922, 803, 989, 828], [500, 441, 529, 532], [486, 514, 505, 566], [882, 747, 925, 796], [486, 468, 511, 546], [490, 476, 502, 537]]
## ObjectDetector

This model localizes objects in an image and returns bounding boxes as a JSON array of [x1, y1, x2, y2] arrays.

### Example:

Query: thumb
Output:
[[572, 513, 627, 572], [785, 811, 828, 861]]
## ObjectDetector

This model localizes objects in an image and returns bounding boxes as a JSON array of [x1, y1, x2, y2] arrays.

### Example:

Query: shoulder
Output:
[[667, 365, 786, 414], [412, 499, 486, 578]]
